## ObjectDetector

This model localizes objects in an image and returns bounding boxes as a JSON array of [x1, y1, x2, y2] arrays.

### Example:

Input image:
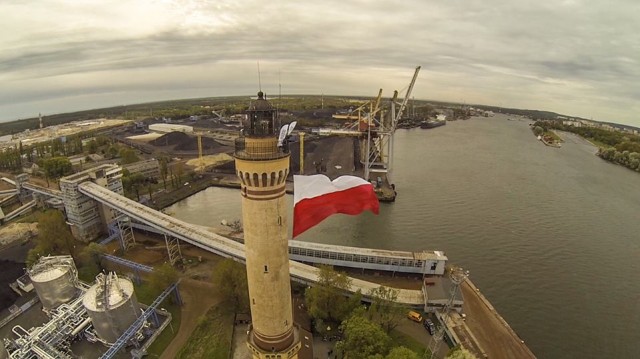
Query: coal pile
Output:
[[150, 132, 191, 147], [289, 136, 358, 178], [214, 160, 237, 173], [175, 136, 224, 151], [149, 131, 226, 152], [0, 259, 24, 311]]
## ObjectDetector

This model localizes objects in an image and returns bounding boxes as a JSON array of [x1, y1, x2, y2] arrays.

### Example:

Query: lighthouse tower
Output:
[[234, 92, 301, 358]]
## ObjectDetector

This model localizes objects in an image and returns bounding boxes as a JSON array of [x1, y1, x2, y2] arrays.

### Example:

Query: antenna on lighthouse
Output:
[[257, 61, 262, 92]]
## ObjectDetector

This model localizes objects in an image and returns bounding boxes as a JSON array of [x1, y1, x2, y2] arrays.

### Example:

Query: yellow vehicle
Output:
[[407, 311, 423, 323]]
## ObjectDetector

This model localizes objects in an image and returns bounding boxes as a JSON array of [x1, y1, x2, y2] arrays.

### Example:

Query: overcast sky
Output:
[[1, 0, 638, 126]]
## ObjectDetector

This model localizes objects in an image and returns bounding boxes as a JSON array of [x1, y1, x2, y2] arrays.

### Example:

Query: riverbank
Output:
[[540, 134, 562, 148]]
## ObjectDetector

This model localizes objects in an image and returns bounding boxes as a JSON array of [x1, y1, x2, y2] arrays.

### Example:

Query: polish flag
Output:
[[293, 174, 379, 237]]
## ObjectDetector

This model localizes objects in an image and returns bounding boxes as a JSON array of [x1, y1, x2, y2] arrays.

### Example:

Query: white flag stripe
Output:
[[293, 174, 372, 204]]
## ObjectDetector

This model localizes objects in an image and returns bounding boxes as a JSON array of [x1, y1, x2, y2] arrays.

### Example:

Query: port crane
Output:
[[319, 67, 420, 184], [362, 66, 421, 182]]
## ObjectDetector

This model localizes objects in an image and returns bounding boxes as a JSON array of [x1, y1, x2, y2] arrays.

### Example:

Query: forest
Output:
[[533, 120, 640, 172]]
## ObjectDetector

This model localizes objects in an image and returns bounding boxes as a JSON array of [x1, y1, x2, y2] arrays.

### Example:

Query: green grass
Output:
[[586, 138, 610, 149], [176, 302, 235, 359], [390, 329, 431, 357], [145, 302, 182, 357], [543, 130, 563, 142], [13, 211, 38, 223], [133, 283, 183, 357], [77, 263, 100, 283]]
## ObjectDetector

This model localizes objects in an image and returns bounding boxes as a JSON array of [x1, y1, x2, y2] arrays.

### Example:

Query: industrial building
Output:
[[60, 164, 124, 242], [1, 256, 173, 359], [0, 119, 129, 151], [122, 159, 160, 180]]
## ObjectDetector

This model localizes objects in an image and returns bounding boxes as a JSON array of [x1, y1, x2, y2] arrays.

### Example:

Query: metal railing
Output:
[[100, 281, 180, 359], [234, 137, 289, 160]]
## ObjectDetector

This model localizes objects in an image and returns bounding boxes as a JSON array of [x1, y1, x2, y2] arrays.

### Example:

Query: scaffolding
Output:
[[164, 234, 183, 266], [99, 281, 181, 359], [116, 215, 136, 251], [427, 267, 469, 359]]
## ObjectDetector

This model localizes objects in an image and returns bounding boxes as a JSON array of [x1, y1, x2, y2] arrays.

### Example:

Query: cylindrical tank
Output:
[[29, 265, 77, 310], [82, 273, 141, 344]]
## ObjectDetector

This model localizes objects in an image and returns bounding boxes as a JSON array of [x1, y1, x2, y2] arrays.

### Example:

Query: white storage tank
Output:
[[28, 255, 78, 310], [82, 273, 141, 344]]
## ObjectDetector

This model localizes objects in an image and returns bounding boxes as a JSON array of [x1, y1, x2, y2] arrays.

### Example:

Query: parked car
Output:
[[407, 311, 423, 323], [423, 318, 436, 335]]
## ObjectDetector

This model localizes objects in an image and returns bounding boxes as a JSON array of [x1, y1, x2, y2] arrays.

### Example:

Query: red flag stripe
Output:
[[293, 183, 379, 238]]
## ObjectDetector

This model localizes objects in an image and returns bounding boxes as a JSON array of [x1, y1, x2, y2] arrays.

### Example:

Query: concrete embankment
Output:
[[150, 173, 241, 210], [461, 279, 536, 359]]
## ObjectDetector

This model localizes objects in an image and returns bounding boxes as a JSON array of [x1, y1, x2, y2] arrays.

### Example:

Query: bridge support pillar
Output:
[[116, 215, 136, 251], [164, 234, 182, 266]]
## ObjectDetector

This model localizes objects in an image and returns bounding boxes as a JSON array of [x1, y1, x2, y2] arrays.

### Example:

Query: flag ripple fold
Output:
[[293, 174, 379, 237]]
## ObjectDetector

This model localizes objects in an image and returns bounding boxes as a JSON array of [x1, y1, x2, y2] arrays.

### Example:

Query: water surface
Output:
[[167, 115, 640, 358]]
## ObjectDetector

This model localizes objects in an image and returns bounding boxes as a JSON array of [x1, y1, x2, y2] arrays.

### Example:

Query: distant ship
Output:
[[420, 120, 446, 129], [420, 114, 447, 129]]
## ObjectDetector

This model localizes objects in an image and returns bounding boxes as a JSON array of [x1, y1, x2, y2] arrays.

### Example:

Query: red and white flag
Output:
[[293, 174, 379, 237]]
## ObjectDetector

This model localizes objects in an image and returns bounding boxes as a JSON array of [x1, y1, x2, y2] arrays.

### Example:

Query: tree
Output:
[[336, 312, 391, 359], [174, 162, 184, 186], [598, 147, 616, 161], [386, 347, 420, 359], [77, 243, 106, 280], [119, 148, 139, 164], [40, 157, 72, 179], [107, 145, 119, 159], [87, 140, 98, 154], [211, 258, 249, 312], [368, 286, 404, 333], [148, 263, 179, 297], [159, 157, 168, 190], [613, 151, 624, 163], [446, 346, 477, 359], [27, 244, 50, 267], [122, 171, 145, 200], [533, 126, 544, 136], [78, 242, 106, 268], [26, 210, 75, 266], [305, 265, 361, 324]]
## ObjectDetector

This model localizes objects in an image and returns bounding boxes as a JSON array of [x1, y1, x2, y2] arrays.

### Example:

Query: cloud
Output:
[[0, 0, 638, 126]]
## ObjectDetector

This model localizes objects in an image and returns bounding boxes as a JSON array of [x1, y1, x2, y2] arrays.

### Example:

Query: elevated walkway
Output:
[[78, 182, 424, 306], [21, 183, 63, 200], [289, 240, 446, 275], [4, 200, 36, 221], [0, 193, 17, 206], [1, 177, 16, 186], [128, 222, 446, 276]]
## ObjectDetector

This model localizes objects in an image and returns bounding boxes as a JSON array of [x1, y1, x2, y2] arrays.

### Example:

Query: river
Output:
[[166, 114, 640, 358]]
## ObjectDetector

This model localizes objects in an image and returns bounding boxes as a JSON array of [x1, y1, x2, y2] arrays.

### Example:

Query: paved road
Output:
[[395, 320, 449, 358]]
